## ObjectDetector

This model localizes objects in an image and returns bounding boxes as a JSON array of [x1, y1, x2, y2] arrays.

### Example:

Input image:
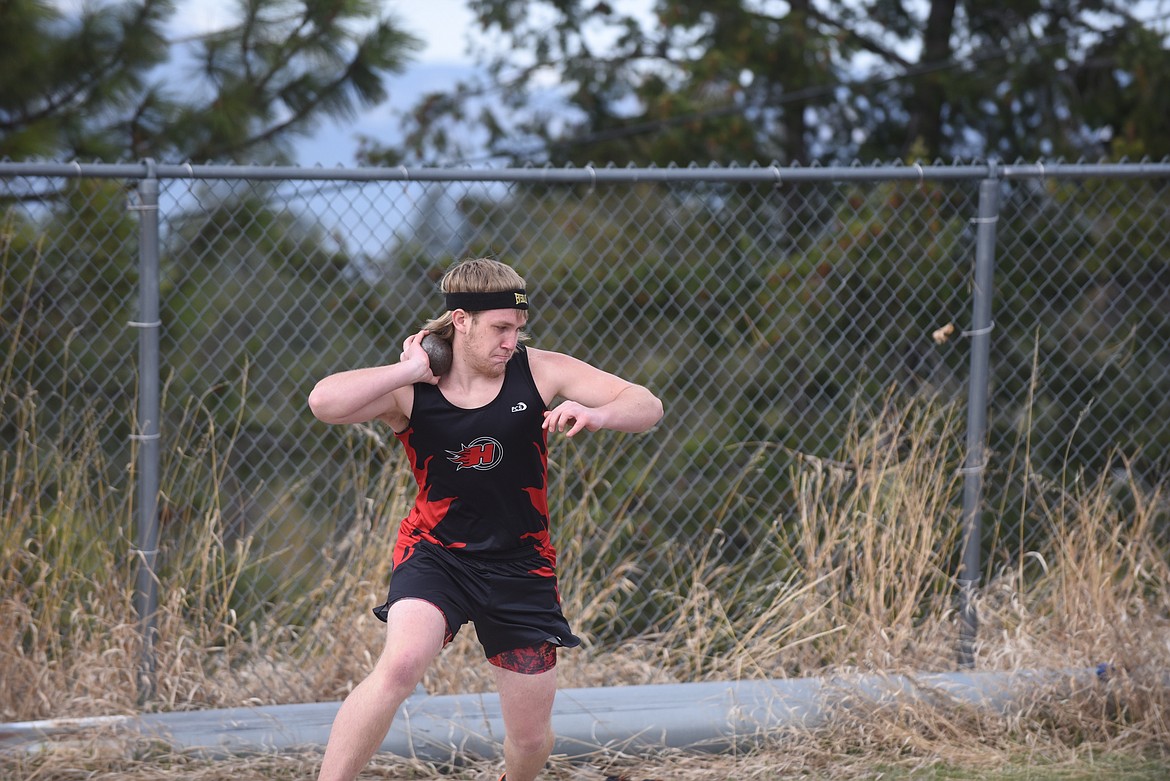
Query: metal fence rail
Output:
[[3, 159, 1169, 702]]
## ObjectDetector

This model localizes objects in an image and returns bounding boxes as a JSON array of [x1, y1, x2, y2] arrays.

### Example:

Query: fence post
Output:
[[957, 169, 1001, 669], [131, 160, 162, 704]]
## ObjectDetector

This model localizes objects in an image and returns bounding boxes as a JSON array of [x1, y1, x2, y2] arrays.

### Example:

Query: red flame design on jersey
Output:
[[522, 441, 555, 575], [394, 433, 457, 566]]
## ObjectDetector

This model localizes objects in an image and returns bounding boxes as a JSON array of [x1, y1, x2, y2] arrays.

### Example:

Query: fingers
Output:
[[400, 329, 429, 361], [400, 331, 439, 384], [402, 329, 427, 351], [543, 406, 590, 437]]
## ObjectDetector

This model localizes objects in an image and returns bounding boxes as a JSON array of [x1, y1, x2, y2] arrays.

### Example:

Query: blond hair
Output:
[[424, 258, 530, 342]]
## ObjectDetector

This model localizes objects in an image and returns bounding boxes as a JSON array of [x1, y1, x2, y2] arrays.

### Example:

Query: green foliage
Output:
[[1, 209, 44, 393], [398, 0, 1166, 165], [992, 176, 1170, 481], [2, 181, 139, 457], [0, 0, 422, 163], [0, 0, 174, 159]]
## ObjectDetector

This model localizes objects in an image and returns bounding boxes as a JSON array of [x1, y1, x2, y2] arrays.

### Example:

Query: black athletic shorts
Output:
[[372, 541, 581, 660]]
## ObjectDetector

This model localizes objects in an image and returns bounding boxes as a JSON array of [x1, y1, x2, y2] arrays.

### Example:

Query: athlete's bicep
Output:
[[529, 348, 634, 408]]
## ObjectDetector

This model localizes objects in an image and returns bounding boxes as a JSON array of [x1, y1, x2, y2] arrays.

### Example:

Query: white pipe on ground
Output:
[[0, 668, 1106, 760]]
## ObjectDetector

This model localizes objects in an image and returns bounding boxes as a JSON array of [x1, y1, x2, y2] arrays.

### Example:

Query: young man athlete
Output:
[[307, 258, 664, 781]]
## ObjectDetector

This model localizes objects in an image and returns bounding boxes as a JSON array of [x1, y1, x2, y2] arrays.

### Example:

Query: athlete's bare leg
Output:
[[494, 664, 558, 781], [316, 599, 446, 781]]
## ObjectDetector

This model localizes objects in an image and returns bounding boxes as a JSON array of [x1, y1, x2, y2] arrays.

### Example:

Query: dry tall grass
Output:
[[3, 236, 1169, 777], [5, 384, 1169, 779]]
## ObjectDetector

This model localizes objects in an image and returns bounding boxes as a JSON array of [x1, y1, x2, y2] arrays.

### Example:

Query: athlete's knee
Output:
[[369, 651, 429, 700], [507, 723, 554, 756]]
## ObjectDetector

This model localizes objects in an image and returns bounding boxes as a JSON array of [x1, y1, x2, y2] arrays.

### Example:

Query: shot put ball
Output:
[[421, 333, 453, 376]]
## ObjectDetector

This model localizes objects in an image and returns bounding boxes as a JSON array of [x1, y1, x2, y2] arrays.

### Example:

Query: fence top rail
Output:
[[2, 159, 1169, 184]]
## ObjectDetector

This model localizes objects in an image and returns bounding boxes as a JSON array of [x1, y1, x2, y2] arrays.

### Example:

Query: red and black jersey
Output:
[[393, 347, 555, 572]]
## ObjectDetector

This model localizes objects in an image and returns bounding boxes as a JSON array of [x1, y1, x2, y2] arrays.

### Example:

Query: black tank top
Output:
[[393, 347, 555, 569]]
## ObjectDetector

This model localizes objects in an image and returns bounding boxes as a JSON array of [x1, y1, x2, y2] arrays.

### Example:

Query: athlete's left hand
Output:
[[543, 402, 603, 437]]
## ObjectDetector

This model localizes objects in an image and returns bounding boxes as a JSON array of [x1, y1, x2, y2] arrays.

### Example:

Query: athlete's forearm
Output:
[[597, 384, 664, 433]]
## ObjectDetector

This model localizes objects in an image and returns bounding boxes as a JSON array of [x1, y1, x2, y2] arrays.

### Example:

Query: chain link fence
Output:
[[3, 160, 1169, 702]]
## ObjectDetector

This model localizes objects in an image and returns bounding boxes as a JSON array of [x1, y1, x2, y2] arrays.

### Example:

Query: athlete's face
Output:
[[462, 308, 527, 376]]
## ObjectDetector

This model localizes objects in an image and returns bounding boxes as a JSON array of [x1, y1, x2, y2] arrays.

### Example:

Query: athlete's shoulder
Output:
[[522, 345, 570, 365], [525, 347, 599, 402]]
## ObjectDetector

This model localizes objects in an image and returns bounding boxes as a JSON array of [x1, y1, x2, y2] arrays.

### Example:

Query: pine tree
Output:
[[390, 0, 1163, 165], [0, 0, 421, 162]]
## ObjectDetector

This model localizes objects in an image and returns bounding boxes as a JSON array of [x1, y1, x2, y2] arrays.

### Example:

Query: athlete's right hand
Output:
[[401, 330, 440, 384]]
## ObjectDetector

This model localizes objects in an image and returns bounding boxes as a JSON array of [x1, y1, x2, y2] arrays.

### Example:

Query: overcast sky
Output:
[[164, 0, 666, 165], [162, 0, 484, 165], [172, 0, 480, 65]]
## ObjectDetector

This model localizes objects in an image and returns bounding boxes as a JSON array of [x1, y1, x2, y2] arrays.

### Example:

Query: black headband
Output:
[[445, 289, 529, 312]]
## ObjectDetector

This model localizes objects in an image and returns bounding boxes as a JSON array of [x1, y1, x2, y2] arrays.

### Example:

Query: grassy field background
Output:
[[4, 376, 1170, 780]]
